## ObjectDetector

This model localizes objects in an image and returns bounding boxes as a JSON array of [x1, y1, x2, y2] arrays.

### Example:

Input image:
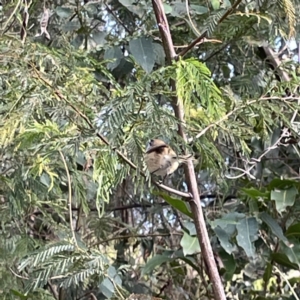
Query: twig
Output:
[[42, 130, 77, 246], [9, 267, 29, 280], [174, 38, 222, 49], [178, 0, 243, 57], [47, 280, 59, 300], [178, 31, 207, 58], [274, 266, 300, 300], [95, 232, 182, 245], [185, 0, 200, 36], [59, 150, 79, 248], [90, 293, 97, 300], [105, 4, 131, 34], [203, 40, 233, 62], [226, 128, 289, 179], [1, 0, 22, 34]]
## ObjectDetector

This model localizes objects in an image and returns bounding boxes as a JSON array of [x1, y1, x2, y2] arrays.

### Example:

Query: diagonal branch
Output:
[[105, 4, 132, 34], [178, 0, 243, 57], [262, 46, 290, 82]]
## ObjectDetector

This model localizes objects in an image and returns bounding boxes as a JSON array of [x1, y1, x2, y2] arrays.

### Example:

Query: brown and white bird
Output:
[[144, 138, 192, 178]]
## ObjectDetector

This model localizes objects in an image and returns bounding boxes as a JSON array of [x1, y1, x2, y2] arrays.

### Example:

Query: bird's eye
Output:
[[147, 139, 153, 147], [146, 139, 153, 152]]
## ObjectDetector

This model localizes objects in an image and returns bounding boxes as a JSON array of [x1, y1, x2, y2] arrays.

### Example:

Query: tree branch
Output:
[[95, 232, 182, 245], [262, 46, 291, 82], [178, 0, 243, 57], [151, 0, 226, 299], [105, 4, 132, 34], [189, 96, 300, 143], [226, 128, 289, 179]]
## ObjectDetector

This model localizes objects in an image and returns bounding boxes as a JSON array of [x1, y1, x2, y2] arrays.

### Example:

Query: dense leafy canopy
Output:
[[1, 0, 300, 299]]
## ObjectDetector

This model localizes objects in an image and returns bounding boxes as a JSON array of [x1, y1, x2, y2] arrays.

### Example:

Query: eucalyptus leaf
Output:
[[210, 0, 220, 10], [268, 178, 298, 190], [142, 254, 174, 275], [118, 0, 144, 17], [170, 2, 187, 17], [271, 253, 298, 270], [286, 223, 300, 238], [263, 262, 272, 283], [236, 217, 258, 258], [241, 187, 269, 198], [153, 43, 165, 66], [218, 250, 236, 281], [71, 34, 84, 48], [62, 21, 81, 32], [190, 5, 209, 14], [91, 32, 107, 46], [183, 221, 196, 235], [210, 212, 245, 235], [281, 241, 300, 266], [163, 3, 172, 14], [260, 212, 291, 247]]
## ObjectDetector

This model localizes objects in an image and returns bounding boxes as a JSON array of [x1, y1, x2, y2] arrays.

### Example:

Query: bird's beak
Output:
[[145, 140, 153, 152]]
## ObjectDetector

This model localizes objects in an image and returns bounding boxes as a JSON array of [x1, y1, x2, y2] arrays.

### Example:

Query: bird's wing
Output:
[[145, 144, 167, 154]]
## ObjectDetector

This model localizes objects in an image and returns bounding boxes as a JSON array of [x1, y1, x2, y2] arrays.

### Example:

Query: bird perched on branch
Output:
[[144, 138, 193, 179]]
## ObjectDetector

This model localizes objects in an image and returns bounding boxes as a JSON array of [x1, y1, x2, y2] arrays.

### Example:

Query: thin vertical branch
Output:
[[151, 0, 226, 299], [59, 150, 78, 249]]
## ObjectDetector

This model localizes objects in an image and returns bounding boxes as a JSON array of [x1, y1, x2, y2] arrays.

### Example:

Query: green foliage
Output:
[[176, 58, 224, 118], [1, 0, 300, 299]]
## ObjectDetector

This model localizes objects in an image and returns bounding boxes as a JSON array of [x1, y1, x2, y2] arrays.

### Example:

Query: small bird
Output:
[[144, 138, 193, 179]]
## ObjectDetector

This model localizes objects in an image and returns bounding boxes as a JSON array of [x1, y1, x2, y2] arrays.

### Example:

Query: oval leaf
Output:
[[157, 192, 193, 218], [129, 37, 155, 73], [214, 226, 236, 254], [180, 232, 200, 256], [218, 250, 236, 281], [271, 186, 297, 213], [104, 47, 123, 71], [99, 278, 114, 299]]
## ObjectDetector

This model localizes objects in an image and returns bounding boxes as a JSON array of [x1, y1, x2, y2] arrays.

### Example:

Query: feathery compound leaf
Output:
[[278, 0, 296, 38], [18, 243, 75, 271], [176, 58, 224, 118], [0, 114, 22, 148]]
